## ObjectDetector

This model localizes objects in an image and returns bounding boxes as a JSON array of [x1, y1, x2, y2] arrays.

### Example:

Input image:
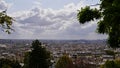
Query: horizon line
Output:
[[0, 38, 106, 40]]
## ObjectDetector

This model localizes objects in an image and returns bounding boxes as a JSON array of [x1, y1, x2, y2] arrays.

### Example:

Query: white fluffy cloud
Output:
[[0, 0, 12, 11], [1, 0, 107, 39]]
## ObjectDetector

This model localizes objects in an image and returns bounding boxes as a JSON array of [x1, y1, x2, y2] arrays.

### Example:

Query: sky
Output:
[[0, 0, 107, 40]]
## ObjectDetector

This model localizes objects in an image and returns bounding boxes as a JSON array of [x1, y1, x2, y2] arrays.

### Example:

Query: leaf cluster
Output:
[[77, 0, 120, 48], [105, 50, 115, 56], [55, 55, 74, 68], [0, 11, 14, 34], [77, 6, 101, 24], [0, 58, 21, 68], [101, 60, 120, 68]]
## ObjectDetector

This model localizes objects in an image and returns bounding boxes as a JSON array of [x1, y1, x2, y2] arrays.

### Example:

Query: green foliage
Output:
[[23, 40, 51, 68], [77, 0, 120, 48], [105, 50, 115, 56], [23, 52, 30, 68], [0, 58, 21, 68], [0, 11, 14, 34], [2, 64, 11, 68], [115, 59, 120, 67], [103, 60, 116, 68], [55, 55, 74, 68], [77, 6, 101, 24], [101, 60, 120, 68]]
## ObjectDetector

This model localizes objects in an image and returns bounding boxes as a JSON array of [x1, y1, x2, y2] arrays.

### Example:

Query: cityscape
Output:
[[0, 0, 120, 68], [0, 39, 119, 68]]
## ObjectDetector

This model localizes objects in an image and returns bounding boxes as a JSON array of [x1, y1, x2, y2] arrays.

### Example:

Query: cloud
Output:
[[2, 0, 106, 40], [0, 0, 12, 11]]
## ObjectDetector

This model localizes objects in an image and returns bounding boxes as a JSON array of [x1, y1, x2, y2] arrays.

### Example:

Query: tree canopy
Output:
[[55, 55, 74, 68], [23, 40, 51, 68], [101, 60, 120, 68], [0, 11, 14, 34], [0, 58, 21, 68], [77, 0, 120, 48]]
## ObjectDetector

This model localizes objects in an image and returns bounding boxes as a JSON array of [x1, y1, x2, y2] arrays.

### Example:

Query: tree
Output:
[[101, 60, 115, 68], [115, 59, 120, 68], [0, 58, 21, 68], [0, 10, 14, 34], [101, 60, 120, 68], [23, 52, 30, 68], [12, 60, 22, 68], [77, 0, 120, 48], [23, 40, 51, 68], [105, 50, 115, 56], [55, 55, 74, 68]]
